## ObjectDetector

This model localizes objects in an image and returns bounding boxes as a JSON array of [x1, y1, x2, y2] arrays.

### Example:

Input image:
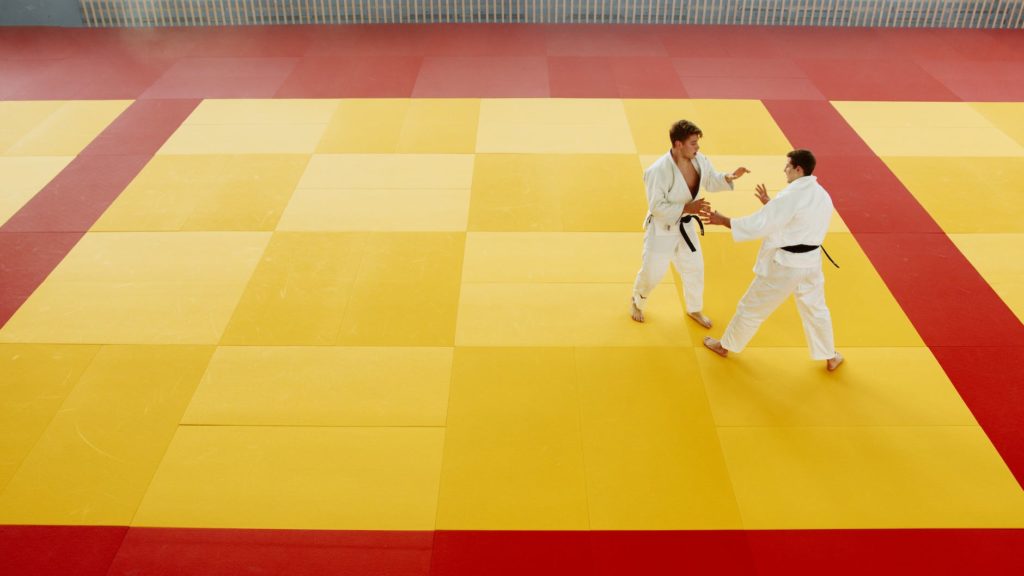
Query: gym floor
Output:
[[1, 24, 1022, 575]]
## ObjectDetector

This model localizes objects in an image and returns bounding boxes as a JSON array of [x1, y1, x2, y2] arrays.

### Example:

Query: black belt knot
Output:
[[679, 215, 704, 252]]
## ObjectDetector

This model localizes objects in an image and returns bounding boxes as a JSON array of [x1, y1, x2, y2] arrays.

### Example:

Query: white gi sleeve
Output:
[[698, 153, 735, 194], [730, 190, 799, 243]]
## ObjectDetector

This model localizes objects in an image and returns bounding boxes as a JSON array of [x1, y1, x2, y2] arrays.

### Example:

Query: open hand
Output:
[[684, 198, 711, 216], [754, 183, 770, 205], [726, 167, 751, 184], [702, 210, 730, 228]]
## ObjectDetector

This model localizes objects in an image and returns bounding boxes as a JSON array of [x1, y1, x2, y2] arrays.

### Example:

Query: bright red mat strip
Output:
[[0, 525, 127, 576], [765, 99, 1024, 488], [746, 529, 1024, 576], [107, 528, 433, 576], [2, 526, 1022, 575]]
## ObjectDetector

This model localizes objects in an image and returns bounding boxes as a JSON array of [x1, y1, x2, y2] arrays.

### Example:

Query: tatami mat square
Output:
[[0, 232, 269, 344], [0, 345, 213, 525], [577, 347, 743, 529], [476, 99, 635, 153], [436, 347, 589, 530], [182, 346, 452, 427], [719, 426, 1024, 529], [0, 344, 100, 492], [93, 154, 309, 232], [133, 426, 445, 530]]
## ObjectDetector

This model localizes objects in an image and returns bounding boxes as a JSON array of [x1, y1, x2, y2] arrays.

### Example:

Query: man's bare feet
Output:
[[630, 301, 645, 323], [827, 352, 844, 372], [688, 311, 712, 329], [703, 336, 728, 357]]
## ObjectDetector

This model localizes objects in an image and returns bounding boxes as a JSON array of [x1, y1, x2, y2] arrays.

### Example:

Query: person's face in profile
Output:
[[677, 134, 700, 160]]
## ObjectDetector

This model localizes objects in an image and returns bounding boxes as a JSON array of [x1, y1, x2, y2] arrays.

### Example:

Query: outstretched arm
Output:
[[703, 210, 731, 229], [701, 155, 750, 193]]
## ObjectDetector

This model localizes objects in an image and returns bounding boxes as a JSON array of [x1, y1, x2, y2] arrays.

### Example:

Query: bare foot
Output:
[[827, 352, 844, 372], [703, 336, 728, 357], [630, 301, 645, 323], [688, 311, 712, 329]]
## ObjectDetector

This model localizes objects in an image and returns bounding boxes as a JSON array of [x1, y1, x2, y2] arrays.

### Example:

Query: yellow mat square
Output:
[[972, 102, 1024, 148], [397, 98, 480, 153], [576, 347, 743, 529], [220, 232, 366, 346], [94, 154, 310, 232], [0, 232, 270, 344], [0, 101, 65, 153], [160, 123, 327, 154], [277, 188, 470, 231], [462, 232, 652, 283], [436, 347, 589, 530], [317, 98, 479, 154], [184, 98, 340, 125], [316, 99, 409, 153], [834, 101, 1024, 157], [0, 344, 100, 492], [476, 99, 636, 153], [0, 156, 73, 226], [950, 233, 1024, 323], [882, 156, 1024, 233], [697, 347, 977, 427], [468, 153, 646, 231], [1, 100, 130, 156], [456, 283, 691, 347], [719, 426, 1024, 528], [133, 426, 445, 530], [299, 153, 474, 189], [222, 232, 465, 346], [336, 232, 465, 346], [699, 233, 923, 348], [182, 346, 452, 426], [624, 99, 792, 156], [0, 345, 213, 525]]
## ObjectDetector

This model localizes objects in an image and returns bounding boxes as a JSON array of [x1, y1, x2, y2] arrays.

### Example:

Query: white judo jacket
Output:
[[731, 175, 834, 276], [642, 151, 734, 235]]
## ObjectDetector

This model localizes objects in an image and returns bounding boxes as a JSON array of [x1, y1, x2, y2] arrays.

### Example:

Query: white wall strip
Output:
[[79, 0, 1024, 28]]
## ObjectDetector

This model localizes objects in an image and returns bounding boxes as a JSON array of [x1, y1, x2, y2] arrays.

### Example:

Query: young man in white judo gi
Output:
[[630, 119, 750, 328], [702, 149, 844, 371]]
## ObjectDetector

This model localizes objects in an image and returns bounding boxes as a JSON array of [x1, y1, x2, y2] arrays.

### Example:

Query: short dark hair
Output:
[[786, 149, 816, 175], [669, 120, 703, 145]]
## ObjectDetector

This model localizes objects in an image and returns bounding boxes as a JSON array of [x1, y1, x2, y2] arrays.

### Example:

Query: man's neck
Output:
[[671, 149, 691, 167]]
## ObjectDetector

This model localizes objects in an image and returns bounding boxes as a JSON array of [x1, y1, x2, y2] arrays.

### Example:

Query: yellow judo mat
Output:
[[1, 98, 1022, 533]]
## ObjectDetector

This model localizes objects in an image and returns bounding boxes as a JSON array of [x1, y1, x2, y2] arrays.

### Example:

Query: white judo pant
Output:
[[720, 261, 835, 360], [632, 220, 704, 314]]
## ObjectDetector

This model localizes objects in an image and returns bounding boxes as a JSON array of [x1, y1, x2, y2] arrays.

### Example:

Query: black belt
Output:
[[679, 215, 704, 252], [781, 244, 839, 268]]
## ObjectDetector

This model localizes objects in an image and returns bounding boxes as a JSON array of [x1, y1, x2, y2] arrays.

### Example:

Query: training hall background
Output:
[[1, 1, 1023, 575]]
